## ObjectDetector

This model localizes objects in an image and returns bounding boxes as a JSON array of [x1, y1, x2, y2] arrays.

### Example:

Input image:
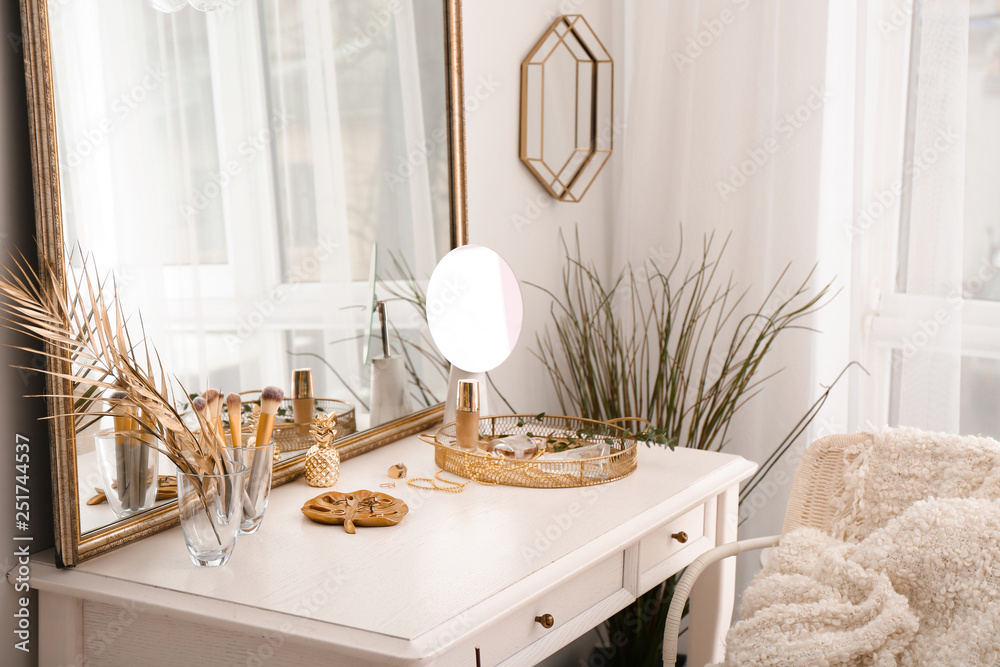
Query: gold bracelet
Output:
[[407, 470, 470, 493]]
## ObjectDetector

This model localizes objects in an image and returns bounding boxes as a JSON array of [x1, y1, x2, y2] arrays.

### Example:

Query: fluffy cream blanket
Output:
[[716, 427, 1000, 666]]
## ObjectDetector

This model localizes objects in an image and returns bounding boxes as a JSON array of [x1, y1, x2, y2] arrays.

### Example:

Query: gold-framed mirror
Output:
[[20, 0, 467, 566]]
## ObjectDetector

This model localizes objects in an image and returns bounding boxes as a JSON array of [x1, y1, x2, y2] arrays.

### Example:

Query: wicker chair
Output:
[[663, 432, 870, 667]]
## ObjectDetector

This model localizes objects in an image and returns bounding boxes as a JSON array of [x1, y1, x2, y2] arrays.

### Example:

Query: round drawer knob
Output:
[[534, 614, 554, 629], [671, 531, 688, 544]]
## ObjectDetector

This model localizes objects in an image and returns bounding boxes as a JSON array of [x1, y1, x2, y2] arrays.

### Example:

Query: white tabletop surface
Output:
[[32, 433, 754, 642]]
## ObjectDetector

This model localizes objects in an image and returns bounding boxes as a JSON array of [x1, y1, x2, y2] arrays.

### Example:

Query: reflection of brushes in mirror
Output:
[[135, 407, 152, 513], [377, 301, 390, 358], [108, 390, 130, 507], [123, 402, 146, 511]]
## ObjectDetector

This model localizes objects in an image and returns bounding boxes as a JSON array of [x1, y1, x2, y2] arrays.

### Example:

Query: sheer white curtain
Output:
[[50, 0, 287, 391], [617, 0, 976, 618], [616, 0, 856, 607]]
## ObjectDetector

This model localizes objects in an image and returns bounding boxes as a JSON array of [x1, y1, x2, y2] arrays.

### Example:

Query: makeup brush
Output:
[[226, 393, 243, 446], [203, 388, 225, 447], [193, 393, 228, 506], [192, 395, 210, 446], [225, 392, 256, 521], [192, 396, 217, 469], [248, 386, 283, 505], [255, 385, 284, 450], [108, 390, 130, 507]]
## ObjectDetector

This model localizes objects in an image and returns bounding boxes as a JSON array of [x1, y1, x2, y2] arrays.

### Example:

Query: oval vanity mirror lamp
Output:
[[426, 245, 523, 422]]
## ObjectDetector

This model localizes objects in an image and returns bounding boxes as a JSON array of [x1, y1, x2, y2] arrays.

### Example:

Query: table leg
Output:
[[686, 485, 737, 667]]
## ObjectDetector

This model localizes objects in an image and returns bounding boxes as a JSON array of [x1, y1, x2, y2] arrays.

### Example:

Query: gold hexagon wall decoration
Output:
[[520, 15, 613, 203]]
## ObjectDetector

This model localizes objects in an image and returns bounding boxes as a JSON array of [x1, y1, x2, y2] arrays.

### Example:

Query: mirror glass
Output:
[[45, 0, 455, 535], [520, 14, 613, 202], [426, 245, 523, 373]]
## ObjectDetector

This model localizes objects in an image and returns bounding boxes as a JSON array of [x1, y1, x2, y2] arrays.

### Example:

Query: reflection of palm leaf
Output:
[[0, 250, 224, 478]]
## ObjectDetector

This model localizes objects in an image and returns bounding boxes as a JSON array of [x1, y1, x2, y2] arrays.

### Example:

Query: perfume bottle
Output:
[[455, 379, 480, 450]]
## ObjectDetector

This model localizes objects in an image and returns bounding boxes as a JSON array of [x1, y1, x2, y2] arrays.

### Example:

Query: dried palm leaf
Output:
[[0, 250, 225, 478]]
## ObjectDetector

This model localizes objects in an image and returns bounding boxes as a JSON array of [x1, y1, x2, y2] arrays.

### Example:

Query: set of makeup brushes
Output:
[[189, 385, 285, 516]]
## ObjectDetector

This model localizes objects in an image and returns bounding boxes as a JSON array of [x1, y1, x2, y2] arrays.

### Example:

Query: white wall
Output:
[[463, 0, 620, 417]]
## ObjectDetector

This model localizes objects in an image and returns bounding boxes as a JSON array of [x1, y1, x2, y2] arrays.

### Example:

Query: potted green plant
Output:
[[533, 230, 850, 665]]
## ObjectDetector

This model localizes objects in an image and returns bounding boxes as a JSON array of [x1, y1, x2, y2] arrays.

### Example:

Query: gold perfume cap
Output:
[[457, 379, 479, 412], [292, 368, 314, 399]]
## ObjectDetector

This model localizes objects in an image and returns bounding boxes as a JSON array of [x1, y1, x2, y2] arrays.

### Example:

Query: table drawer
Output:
[[471, 551, 625, 666], [638, 503, 708, 592]]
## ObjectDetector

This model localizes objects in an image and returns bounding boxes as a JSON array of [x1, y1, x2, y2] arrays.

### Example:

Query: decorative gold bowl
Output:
[[429, 414, 639, 488]]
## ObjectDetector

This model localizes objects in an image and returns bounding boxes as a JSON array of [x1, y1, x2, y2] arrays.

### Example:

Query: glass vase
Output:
[[176, 462, 248, 567], [221, 435, 274, 535]]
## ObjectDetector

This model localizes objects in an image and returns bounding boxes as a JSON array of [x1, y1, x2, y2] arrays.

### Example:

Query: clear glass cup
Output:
[[176, 462, 248, 567], [221, 435, 274, 535], [94, 429, 159, 519]]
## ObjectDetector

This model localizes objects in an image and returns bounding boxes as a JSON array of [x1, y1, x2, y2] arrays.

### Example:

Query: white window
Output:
[[853, 0, 1000, 436]]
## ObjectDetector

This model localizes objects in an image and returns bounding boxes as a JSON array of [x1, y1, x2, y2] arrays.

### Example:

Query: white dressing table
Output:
[[23, 434, 754, 667]]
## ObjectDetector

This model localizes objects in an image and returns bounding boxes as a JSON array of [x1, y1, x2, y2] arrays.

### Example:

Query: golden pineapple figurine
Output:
[[304, 412, 340, 487]]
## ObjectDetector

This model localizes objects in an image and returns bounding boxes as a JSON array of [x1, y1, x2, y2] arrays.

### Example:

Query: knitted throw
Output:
[[716, 427, 1000, 666]]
